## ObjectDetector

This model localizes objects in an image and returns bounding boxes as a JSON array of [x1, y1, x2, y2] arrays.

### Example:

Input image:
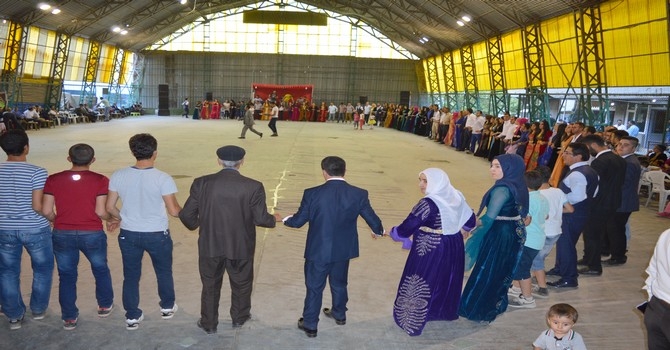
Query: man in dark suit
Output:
[[180, 145, 281, 334], [608, 136, 641, 265], [579, 135, 626, 276], [284, 156, 384, 338]]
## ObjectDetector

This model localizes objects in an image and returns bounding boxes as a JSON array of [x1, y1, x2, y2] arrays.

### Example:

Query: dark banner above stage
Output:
[[252, 84, 313, 106]]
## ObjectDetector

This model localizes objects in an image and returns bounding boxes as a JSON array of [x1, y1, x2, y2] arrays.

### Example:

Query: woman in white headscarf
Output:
[[389, 168, 475, 336]]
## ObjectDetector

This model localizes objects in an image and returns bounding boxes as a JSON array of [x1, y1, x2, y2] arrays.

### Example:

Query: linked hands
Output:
[[106, 217, 121, 232]]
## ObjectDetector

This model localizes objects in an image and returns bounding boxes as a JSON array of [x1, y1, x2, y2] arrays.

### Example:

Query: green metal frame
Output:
[[574, 6, 608, 127], [425, 56, 440, 105], [486, 35, 509, 115], [460, 45, 479, 110], [440, 51, 458, 111], [1, 22, 26, 106], [521, 23, 550, 122], [80, 40, 101, 107]]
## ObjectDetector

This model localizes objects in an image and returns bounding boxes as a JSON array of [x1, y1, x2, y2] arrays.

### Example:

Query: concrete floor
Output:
[[0, 116, 660, 349]]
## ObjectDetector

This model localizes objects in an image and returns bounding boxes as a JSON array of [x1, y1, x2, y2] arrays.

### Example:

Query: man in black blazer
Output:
[[180, 145, 281, 334], [608, 136, 641, 265], [284, 156, 384, 338], [579, 135, 626, 275]]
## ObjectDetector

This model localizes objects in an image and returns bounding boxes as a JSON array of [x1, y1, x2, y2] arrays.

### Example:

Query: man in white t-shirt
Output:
[[268, 100, 279, 136], [106, 133, 182, 330]]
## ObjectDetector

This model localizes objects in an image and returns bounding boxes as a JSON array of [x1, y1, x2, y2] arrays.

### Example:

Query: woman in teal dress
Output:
[[459, 153, 528, 323]]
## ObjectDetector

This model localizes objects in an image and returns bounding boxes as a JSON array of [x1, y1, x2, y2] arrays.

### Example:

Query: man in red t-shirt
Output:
[[42, 143, 119, 331]]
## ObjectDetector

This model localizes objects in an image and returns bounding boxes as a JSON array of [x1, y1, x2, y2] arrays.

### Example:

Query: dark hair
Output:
[[628, 120, 637, 125], [553, 123, 567, 147], [586, 126, 596, 134], [656, 144, 667, 152], [535, 165, 552, 183], [524, 170, 543, 190], [567, 142, 591, 162], [0, 129, 29, 156], [581, 134, 606, 147], [620, 136, 639, 148], [612, 130, 629, 140], [69, 143, 95, 166], [547, 303, 579, 324], [128, 133, 157, 160], [321, 156, 346, 177], [467, 108, 473, 114]]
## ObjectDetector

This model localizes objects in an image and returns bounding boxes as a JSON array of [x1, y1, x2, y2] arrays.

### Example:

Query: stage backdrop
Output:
[[253, 84, 313, 106]]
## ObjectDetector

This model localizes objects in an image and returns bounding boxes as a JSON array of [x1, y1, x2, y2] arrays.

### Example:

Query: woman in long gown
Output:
[[527, 120, 552, 170], [390, 168, 476, 336], [445, 111, 458, 147], [459, 153, 529, 323], [201, 100, 210, 120], [210, 100, 221, 119], [549, 124, 573, 187], [192, 100, 201, 120], [523, 122, 539, 166], [453, 112, 466, 149], [547, 123, 567, 170]]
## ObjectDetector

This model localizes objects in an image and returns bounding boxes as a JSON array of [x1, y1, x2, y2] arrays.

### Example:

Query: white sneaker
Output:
[[507, 286, 522, 296], [161, 303, 178, 320], [509, 295, 536, 309], [126, 314, 144, 330]]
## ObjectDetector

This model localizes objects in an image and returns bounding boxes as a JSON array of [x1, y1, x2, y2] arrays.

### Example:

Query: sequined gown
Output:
[[392, 198, 476, 336]]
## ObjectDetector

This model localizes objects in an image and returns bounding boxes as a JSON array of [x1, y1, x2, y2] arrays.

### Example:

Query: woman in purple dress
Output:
[[390, 168, 476, 336]]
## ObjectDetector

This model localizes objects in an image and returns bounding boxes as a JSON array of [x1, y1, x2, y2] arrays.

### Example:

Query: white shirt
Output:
[[328, 105, 338, 114], [440, 112, 451, 124], [563, 161, 599, 204], [645, 229, 670, 303], [271, 106, 279, 118], [472, 116, 486, 134], [432, 111, 441, 123], [539, 187, 569, 237], [464, 113, 477, 128]]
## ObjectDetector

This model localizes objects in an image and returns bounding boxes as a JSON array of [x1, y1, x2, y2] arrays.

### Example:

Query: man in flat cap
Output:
[[180, 145, 281, 334]]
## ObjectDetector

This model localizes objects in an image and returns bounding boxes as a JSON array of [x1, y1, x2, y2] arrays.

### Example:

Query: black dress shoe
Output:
[[322, 308, 346, 325], [546, 268, 560, 276], [232, 315, 251, 328], [603, 258, 626, 266], [547, 279, 578, 289], [578, 267, 602, 276], [197, 319, 217, 334], [297, 318, 317, 338]]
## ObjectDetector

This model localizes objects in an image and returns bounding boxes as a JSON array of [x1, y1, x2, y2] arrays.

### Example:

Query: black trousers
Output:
[[583, 210, 613, 271], [268, 118, 278, 134], [199, 256, 253, 330], [645, 296, 670, 350]]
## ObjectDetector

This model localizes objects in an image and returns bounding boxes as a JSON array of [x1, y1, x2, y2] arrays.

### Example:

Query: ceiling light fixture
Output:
[[120, 30, 128, 35], [112, 26, 121, 32], [51, 8, 61, 15], [38, 3, 52, 11], [457, 20, 465, 26], [461, 15, 471, 22], [652, 99, 657, 103], [180, 0, 187, 4]]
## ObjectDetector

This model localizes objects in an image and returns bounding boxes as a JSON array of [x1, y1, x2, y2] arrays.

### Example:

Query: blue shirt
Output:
[[526, 190, 549, 250]]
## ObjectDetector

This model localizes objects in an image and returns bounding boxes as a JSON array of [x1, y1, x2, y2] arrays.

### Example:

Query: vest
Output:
[[559, 165, 598, 214]]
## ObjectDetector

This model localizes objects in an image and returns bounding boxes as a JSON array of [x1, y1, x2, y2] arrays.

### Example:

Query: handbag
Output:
[[537, 145, 553, 166]]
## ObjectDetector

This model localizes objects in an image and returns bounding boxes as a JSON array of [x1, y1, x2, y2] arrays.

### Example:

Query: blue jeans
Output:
[[53, 230, 113, 320], [118, 229, 175, 320], [0, 227, 54, 320]]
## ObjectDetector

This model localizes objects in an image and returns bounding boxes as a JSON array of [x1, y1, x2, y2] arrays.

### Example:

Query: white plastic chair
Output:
[[643, 171, 670, 211]]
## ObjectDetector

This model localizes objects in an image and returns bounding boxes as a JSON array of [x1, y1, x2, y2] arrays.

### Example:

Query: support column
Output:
[[1, 21, 27, 106], [425, 56, 440, 105], [522, 23, 550, 122], [80, 40, 101, 107], [108, 48, 127, 105], [486, 35, 509, 115], [45, 32, 70, 108], [460, 45, 479, 110], [441, 51, 458, 111], [574, 6, 608, 126], [129, 53, 145, 104]]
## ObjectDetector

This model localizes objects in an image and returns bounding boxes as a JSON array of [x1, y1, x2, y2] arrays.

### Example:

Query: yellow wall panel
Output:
[[435, 56, 445, 93], [649, 21, 669, 54], [651, 54, 670, 84]]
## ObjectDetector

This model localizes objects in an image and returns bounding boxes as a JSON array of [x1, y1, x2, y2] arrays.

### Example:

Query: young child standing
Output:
[[531, 165, 574, 298], [533, 303, 587, 350], [508, 170, 549, 309], [353, 110, 361, 130], [368, 114, 376, 129]]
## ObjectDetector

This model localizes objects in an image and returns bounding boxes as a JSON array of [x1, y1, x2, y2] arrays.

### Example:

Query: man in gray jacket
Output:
[[239, 103, 263, 139]]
